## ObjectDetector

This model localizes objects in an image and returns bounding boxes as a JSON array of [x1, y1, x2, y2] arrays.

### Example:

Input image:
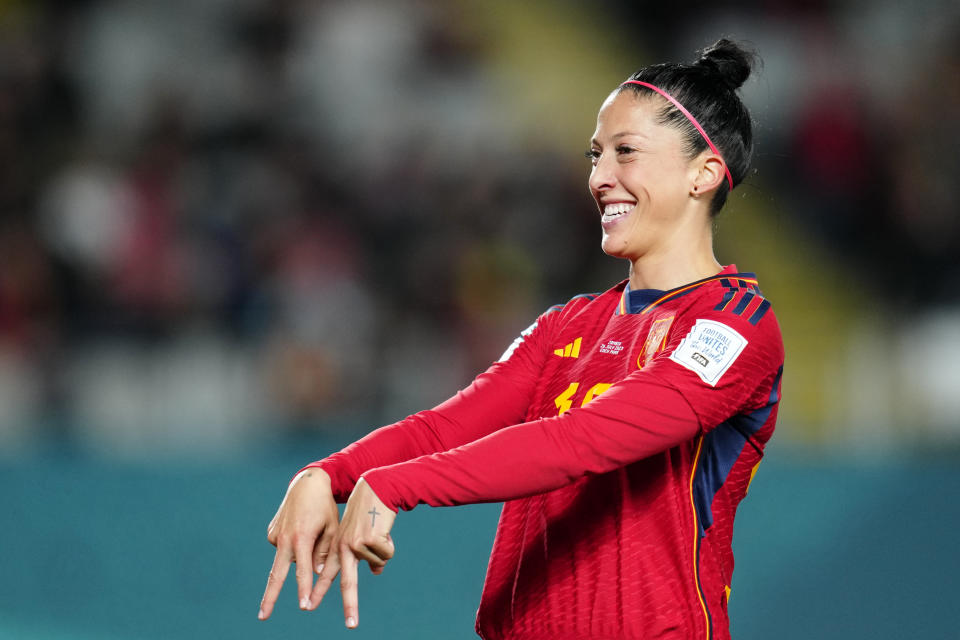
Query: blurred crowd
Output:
[[0, 0, 957, 455]]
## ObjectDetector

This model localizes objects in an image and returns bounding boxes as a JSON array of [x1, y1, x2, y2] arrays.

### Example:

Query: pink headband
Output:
[[620, 80, 733, 190]]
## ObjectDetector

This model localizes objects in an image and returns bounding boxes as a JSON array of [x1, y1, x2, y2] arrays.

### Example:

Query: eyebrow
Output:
[[590, 131, 648, 146]]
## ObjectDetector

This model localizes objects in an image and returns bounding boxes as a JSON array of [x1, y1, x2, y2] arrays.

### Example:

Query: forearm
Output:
[[363, 377, 701, 512], [303, 412, 458, 502], [302, 364, 535, 501]]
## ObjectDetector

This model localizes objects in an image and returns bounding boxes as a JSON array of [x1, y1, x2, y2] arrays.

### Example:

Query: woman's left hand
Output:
[[313, 478, 396, 629]]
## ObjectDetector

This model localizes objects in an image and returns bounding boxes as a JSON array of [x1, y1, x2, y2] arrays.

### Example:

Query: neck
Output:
[[627, 217, 721, 291]]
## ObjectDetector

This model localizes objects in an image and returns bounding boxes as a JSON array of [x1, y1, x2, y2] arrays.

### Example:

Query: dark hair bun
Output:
[[695, 39, 757, 91]]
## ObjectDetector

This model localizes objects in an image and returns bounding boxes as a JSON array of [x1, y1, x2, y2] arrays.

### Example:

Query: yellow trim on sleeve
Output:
[[688, 434, 711, 639], [746, 460, 762, 495]]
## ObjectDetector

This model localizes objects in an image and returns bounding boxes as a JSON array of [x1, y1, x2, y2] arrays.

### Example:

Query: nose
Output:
[[588, 152, 616, 195]]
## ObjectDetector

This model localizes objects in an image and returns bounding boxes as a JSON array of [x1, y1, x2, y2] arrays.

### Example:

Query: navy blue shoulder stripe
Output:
[[732, 291, 756, 316], [712, 276, 772, 325], [748, 299, 771, 325], [714, 288, 736, 311]]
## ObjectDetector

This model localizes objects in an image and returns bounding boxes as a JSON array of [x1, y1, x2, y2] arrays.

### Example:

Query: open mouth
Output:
[[601, 202, 635, 224]]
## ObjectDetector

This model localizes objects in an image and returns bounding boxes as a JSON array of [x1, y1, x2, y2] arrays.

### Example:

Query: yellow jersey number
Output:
[[554, 382, 612, 415]]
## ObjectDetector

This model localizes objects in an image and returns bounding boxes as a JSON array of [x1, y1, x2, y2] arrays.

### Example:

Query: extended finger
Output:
[[339, 546, 360, 629], [294, 537, 316, 610], [310, 546, 340, 607], [258, 547, 292, 620]]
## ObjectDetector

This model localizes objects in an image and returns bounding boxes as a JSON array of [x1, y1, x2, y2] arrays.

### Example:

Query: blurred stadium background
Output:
[[1, 0, 958, 638]]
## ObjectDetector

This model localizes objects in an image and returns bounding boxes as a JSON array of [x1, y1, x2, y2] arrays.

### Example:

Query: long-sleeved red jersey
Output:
[[305, 266, 784, 639]]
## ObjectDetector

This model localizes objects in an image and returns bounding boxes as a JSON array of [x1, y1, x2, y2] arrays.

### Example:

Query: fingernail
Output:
[[316, 563, 324, 574], [300, 597, 310, 610], [258, 609, 266, 620], [346, 616, 357, 628]]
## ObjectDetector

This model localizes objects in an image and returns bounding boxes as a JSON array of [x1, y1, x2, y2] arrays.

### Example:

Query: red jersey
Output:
[[307, 266, 784, 639]]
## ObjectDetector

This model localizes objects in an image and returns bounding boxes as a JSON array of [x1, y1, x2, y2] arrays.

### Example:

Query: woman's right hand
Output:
[[258, 467, 339, 620]]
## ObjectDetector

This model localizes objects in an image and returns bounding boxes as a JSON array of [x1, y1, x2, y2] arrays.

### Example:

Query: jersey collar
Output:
[[616, 265, 758, 315]]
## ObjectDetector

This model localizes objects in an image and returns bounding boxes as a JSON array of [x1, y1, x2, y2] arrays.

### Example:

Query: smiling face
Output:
[[588, 90, 702, 263]]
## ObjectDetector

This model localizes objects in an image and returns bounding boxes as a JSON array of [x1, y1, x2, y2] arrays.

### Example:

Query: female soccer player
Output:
[[259, 38, 784, 640]]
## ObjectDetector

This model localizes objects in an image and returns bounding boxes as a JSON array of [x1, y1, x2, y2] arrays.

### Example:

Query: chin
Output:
[[600, 235, 630, 260]]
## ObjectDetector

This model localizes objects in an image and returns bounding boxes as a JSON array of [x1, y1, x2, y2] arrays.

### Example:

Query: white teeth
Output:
[[602, 202, 634, 217]]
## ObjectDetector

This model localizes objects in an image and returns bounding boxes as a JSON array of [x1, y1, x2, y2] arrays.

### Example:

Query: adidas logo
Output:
[[554, 337, 582, 358]]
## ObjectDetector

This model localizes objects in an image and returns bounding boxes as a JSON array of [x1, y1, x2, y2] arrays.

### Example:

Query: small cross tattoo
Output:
[[368, 507, 381, 528]]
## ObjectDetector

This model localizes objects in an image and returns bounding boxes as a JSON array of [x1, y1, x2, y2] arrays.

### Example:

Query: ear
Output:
[[689, 153, 727, 197]]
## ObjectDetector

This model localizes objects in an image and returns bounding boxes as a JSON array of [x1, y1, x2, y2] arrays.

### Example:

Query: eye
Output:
[[615, 144, 635, 156], [584, 149, 601, 165]]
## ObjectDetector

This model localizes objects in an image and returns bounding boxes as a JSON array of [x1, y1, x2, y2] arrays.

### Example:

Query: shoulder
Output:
[[496, 286, 616, 363], [496, 284, 622, 363], [681, 274, 781, 340], [542, 292, 601, 318], [543, 281, 625, 322], [667, 274, 784, 383]]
